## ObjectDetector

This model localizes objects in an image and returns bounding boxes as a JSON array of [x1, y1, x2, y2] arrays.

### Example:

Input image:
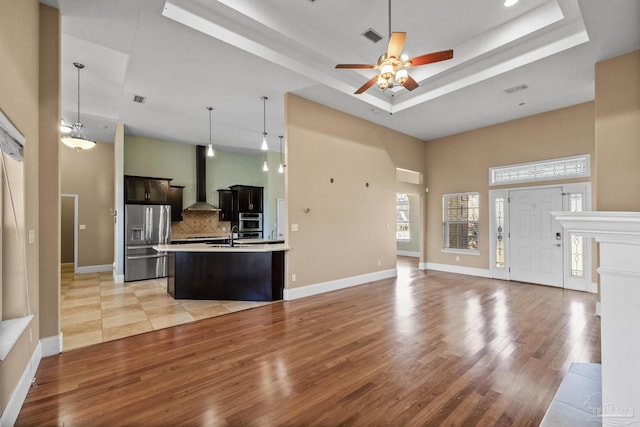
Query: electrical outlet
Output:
[[28, 230, 35, 244], [222, 227, 227, 232], [291, 224, 299, 232], [456, 255, 460, 262], [29, 328, 32, 343], [291, 274, 297, 282], [377, 260, 381, 267], [79, 224, 86, 230]]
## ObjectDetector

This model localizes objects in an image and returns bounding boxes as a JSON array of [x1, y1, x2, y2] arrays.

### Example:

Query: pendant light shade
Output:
[[278, 135, 284, 174], [262, 160, 269, 172], [206, 106, 215, 157], [260, 96, 269, 151], [61, 62, 96, 151]]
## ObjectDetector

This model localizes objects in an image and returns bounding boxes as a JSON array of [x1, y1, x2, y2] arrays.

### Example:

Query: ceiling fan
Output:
[[335, 0, 454, 95]]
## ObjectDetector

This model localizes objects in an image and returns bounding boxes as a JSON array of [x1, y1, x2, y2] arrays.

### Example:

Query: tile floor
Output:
[[60, 264, 271, 351]]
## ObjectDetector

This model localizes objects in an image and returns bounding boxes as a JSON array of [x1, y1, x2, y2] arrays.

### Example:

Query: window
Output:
[[489, 154, 590, 186], [443, 193, 479, 252], [396, 193, 410, 240]]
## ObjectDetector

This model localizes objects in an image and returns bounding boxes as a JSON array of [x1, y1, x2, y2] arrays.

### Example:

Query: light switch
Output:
[[291, 224, 299, 232], [79, 224, 86, 230], [28, 230, 35, 244]]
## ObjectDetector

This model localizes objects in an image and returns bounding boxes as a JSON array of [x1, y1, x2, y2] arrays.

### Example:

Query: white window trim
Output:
[[489, 154, 590, 186]]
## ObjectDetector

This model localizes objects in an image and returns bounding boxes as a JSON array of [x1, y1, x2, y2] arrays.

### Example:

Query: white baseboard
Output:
[[419, 262, 427, 270], [396, 250, 419, 257], [425, 262, 492, 278], [595, 301, 601, 317], [40, 334, 62, 356], [113, 273, 124, 284], [284, 269, 397, 300], [1, 342, 41, 427], [588, 281, 598, 294], [77, 264, 112, 274]]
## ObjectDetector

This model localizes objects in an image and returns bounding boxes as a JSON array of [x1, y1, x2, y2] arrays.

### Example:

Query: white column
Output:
[[552, 212, 640, 423]]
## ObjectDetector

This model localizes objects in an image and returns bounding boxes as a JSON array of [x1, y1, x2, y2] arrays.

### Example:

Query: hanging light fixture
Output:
[[60, 119, 72, 135], [206, 106, 215, 157], [260, 96, 269, 151], [278, 135, 284, 174], [61, 62, 96, 151]]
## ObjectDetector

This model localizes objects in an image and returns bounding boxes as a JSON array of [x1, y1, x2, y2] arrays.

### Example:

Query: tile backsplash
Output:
[[171, 210, 230, 237]]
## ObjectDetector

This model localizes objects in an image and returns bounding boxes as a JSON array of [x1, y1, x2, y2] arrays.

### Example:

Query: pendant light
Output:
[[61, 62, 96, 151], [206, 106, 215, 157], [260, 96, 269, 151], [278, 135, 284, 174]]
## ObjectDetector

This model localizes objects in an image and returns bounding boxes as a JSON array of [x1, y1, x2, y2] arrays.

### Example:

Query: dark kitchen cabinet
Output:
[[167, 185, 184, 221], [230, 185, 263, 213], [125, 175, 171, 204], [217, 189, 234, 221]]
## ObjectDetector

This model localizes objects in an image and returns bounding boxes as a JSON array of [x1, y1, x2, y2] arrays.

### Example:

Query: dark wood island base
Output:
[[167, 250, 285, 301]]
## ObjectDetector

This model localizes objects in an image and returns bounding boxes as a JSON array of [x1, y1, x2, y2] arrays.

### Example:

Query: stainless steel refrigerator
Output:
[[125, 204, 171, 281]]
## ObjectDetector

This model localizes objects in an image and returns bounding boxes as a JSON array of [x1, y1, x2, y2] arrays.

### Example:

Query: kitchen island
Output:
[[154, 243, 288, 301]]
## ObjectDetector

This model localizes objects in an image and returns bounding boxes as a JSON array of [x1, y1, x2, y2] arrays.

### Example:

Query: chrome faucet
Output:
[[229, 225, 238, 247]]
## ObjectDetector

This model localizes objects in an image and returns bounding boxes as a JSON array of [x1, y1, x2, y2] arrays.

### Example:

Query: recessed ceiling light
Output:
[[504, 0, 519, 7]]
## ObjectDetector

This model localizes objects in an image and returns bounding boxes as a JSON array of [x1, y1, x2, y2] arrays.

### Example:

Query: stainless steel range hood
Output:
[[184, 145, 220, 211]]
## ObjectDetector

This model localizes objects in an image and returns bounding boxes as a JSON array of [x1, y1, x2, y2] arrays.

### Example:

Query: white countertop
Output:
[[154, 243, 289, 253]]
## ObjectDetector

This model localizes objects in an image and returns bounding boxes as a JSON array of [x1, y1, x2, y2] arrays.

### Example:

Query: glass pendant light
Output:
[[206, 106, 215, 157], [262, 160, 269, 172], [260, 96, 269, 151], [278, 135, 284, 174], [61, 62, 96, 151]]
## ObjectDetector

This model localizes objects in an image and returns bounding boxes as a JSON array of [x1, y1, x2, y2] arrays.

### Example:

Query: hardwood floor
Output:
[[17, 258, 600, 426]]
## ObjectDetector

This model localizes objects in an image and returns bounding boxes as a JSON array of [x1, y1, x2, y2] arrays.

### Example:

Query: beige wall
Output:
[[425, 102, 595, 269], [595, 50, 640, 211], [285, 94, 426, 288], [0, 0, 42, 415], [60, 142, 114, 267]]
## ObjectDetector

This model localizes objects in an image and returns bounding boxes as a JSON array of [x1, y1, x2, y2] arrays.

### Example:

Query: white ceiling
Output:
[[53, 0, 640, 154]]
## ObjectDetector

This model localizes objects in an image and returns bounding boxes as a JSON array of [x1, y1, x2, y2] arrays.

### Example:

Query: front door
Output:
[[509, 187, 563, 287]]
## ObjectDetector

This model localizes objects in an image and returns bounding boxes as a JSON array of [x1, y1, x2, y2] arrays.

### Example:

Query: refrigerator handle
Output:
[[145, 207, 152, 242]]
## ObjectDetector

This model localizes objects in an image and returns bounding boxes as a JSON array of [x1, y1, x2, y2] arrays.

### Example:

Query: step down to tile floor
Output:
[[540, 362, 601, 426]]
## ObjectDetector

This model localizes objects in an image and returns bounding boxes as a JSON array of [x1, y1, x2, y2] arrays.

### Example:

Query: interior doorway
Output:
[[61, 194, 78, 273]]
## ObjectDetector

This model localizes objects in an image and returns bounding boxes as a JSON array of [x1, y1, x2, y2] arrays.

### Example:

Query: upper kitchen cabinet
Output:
[[125, 175, 171, 204], [230, 185, 263, 213], [167, 185, 185, 221], [217, 189, 234, 221]]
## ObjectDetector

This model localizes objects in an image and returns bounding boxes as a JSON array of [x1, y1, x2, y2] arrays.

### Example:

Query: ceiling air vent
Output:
[[503, 84, 528, 94], [362, 28, 383, 43], [133, 94, 147, 104]]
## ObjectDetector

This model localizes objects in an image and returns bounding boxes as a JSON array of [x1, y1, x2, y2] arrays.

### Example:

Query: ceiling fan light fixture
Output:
[[378, 76, 390, 89], [380, 63, 395, 80], [504, 0, 519, 7], [395, 69, 408, 84], [62, 62, 96, 151]]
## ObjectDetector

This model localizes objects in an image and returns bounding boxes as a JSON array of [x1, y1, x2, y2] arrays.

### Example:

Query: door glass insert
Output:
[[495, 197, 505, 269], [569, 193, 584, 278]]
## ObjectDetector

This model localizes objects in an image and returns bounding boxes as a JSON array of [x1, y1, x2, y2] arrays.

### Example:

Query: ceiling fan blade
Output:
[[335, 64, 375, 69], [354, 75, 379, 94], [387, 32, 406, 59], [402, 75, 419, 91], [408, 49, 454, 67]]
